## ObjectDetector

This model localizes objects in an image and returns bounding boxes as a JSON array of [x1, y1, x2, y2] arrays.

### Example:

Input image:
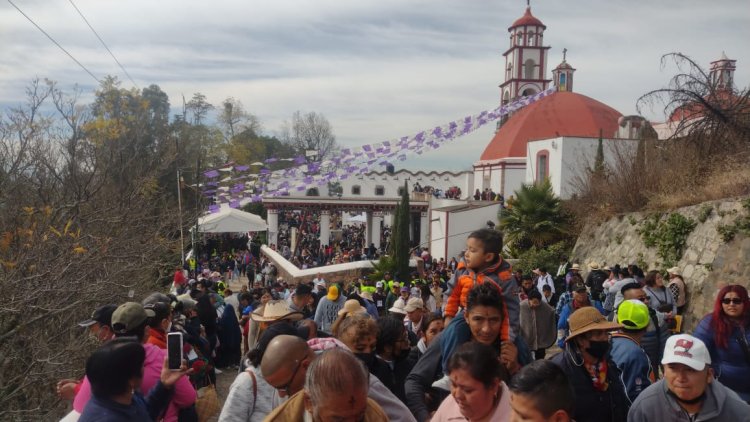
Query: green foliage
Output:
[[697, 204, 713, 223], [628, 215, 638, 226], [390, 181, 411, 281], [499, 179, 571, 251], [717, 223, 737, 242], [637, 213, 697, 267], [368, 255, 395, 282], [614, 233, 623, 245], [514, 241, 571, 275]]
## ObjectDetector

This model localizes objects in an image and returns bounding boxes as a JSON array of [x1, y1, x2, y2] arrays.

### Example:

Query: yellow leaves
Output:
[[49, 226, 62, 238], [73, 245, 87, 254], [22, 206, 35, 215], [43, 206, 53, 217], [0, 232, 13, 252], [1, 260, 16, 270], [63, 219, 73, 236]]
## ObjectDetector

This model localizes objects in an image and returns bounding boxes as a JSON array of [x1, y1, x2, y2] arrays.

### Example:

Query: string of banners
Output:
[[205, 87, 556, 212]]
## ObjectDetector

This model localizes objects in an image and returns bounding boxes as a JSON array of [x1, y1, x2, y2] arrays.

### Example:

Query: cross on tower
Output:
[[563, 48, 568, 61]]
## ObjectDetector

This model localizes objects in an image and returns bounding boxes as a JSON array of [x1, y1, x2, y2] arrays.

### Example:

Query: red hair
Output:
[[711, 284, 750, 349]]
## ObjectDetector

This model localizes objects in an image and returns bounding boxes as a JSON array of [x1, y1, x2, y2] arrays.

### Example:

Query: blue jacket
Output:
[[79, 381, 171, 422], [693, 314, 750, 402], [557, 302, 606, 347], [610, 334, 653, 404]]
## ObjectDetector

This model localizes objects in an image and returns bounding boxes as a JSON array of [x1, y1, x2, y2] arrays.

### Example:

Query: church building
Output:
[[472, 6, 642, 199]]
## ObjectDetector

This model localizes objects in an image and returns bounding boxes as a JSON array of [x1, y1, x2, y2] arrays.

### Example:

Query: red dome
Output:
[[480, 92, 623, 161], [510, 7, 545, 29]]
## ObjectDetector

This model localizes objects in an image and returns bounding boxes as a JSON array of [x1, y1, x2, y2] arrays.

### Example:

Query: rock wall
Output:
[[572, 197, 750, 331]]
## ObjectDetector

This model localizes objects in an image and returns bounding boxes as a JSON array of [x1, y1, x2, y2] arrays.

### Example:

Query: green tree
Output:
[[499, 179, 570, 251], [592, 128, 606, 179], [390, 181, 411, 281]]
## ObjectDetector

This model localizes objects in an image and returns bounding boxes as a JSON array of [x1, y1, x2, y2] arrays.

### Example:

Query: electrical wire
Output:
[[7, 0, 100, 83], [67, 0, 139, 89]]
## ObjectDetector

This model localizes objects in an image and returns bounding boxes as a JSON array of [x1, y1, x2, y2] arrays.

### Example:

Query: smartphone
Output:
[[167, 332, 183, 371]]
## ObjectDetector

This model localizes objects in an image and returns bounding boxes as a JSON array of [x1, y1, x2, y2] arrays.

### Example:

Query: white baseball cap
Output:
[[661, 334, 711, 371]]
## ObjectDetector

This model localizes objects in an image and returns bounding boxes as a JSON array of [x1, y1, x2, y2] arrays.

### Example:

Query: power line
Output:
[[7, 0, 100, 84], [67, 0, 139, 89]]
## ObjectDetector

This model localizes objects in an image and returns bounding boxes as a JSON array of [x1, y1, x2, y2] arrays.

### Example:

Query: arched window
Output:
[[516, 32, 523, 46], [506, 62, 513, 80], [524, 59, 536, 79], [306, 188, 320, 196], [528, 32, 535, 46], [351, 185, 361, 195], [502, 90, 510, 105], [522, 88, 537, 96], [536, 150, 549, 183], [375, 185, 385, 196]]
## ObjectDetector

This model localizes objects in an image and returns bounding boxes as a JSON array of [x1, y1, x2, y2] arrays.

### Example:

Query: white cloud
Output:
[[1, 0, 748, 170]]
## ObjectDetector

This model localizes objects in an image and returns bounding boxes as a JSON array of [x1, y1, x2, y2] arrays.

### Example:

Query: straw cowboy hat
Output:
[[570, 263, 581, 270], [667, 266, 682, 276], [251, 300, 303, 322], [338, 299, 368, 317], [566, 307, 621, 342], [588, 262, 601, 270]]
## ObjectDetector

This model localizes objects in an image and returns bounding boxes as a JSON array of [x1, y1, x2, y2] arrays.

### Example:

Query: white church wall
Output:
[[430, 210, 447, 261], [443, 205, 503, 261], [274, 169, 473, 200], [527, 137, 639, 199], [503, 163, 526, 198]]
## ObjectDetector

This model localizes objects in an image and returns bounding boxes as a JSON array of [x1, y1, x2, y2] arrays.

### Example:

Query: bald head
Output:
[[303, 348, 369, 419], [261, 334, 311, 376]]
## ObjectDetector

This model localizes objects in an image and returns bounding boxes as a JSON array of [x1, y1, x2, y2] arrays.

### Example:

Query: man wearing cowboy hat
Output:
[[551, 306, 630, 422]]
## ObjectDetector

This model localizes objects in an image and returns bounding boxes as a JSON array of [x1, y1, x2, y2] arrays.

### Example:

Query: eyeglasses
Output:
[[274, 359, 303, 395], [722, 298, 743, 305]]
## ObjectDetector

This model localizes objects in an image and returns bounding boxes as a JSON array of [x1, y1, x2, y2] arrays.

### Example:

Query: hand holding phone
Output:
[[167, 332, 183, 371]]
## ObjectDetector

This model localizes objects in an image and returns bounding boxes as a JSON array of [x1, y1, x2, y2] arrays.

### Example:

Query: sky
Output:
[[1, 0, 748, 171]]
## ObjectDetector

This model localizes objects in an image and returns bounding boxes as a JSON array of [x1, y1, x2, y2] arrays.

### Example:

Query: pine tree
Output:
[[391, 181, 411, 282], [592, 128, 606, 179]]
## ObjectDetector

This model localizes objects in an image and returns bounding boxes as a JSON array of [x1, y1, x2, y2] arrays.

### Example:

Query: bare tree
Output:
[[218, 97, 261, 141], [281, 110, 338, 160], [185, 92, 214, 126], [637, 52, 750, 156], [0, 79, 180, 420]]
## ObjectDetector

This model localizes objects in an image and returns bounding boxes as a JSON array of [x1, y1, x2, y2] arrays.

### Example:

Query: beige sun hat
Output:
[[571, 263, 581, 270], [588, 262, 601, 270], [250, 300, 303, 322], [667, 266, 682, 276], [338, 299, 368, 317]]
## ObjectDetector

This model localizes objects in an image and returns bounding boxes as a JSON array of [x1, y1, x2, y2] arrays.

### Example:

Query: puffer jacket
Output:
[[693, 314, 750, 402]]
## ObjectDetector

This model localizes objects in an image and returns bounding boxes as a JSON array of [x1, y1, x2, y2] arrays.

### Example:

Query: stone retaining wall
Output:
[[572, 197, 750, 331]]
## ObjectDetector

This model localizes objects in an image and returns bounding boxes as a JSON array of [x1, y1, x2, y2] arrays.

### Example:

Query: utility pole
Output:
[[177, 169, 185, 265]]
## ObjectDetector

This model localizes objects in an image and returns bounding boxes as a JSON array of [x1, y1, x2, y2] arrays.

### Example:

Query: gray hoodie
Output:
[[627, 378, 750, 421]]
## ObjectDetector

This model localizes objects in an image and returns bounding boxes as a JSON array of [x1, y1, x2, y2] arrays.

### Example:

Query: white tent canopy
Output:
[[197, 208, 267, 233]]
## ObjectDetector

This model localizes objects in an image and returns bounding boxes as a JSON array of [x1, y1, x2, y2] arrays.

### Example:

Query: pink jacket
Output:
[[74, 343, 196, 421]]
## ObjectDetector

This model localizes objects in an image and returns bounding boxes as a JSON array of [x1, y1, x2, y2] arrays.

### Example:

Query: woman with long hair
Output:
[[693, 284, 750, 403]]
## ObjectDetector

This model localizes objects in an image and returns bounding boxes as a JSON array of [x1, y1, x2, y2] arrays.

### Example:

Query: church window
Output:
[[528, 32, 535, 46], [536, 151, 549, 182], [306, 188, 320, 196], [516, 32, 523, 46], [351, 185, 361, 195], [522, 88, 536, 96], [524, 59, 535, 79], [375, 185, 385, 196]]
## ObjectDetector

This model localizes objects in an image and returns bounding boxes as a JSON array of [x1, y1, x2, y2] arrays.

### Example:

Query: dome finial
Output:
[[563, 47, 567, 61]]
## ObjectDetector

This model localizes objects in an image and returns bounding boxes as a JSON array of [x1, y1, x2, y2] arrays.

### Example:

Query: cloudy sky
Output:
[[1, 0, 747, 170]]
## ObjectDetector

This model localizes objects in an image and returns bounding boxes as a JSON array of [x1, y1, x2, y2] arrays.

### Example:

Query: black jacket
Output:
[[551, 344, 630, 422], [404, 335, 449, 422]]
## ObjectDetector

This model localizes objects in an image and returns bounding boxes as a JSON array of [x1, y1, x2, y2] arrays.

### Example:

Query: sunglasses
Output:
[[273, 358, 304, 395], [722, 298, 743, 305]]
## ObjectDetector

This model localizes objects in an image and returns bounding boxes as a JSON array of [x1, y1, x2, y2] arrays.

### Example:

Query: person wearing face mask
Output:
[[371, 316, 416, 404], [143, 301, 173, 349], [551, 306, 629, 422], [57, 304, 118, 406]]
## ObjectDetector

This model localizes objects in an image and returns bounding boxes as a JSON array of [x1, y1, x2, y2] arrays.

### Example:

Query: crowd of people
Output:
[[412, 182, 462, 199], [273, 210, 391, 270], [58, 228, 750, 422]]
